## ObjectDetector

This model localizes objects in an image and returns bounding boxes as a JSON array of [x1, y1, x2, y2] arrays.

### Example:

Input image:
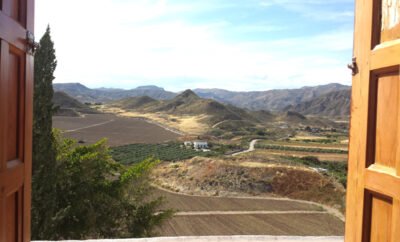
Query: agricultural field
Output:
[[157, 213, 344, 236], [253, 149, 348, 162], [254, 140, 348, 162], [98, 106, 210, 135], [154, 188, 320, 212], [153, 156, 346, 212], [52, 114, 181, 146], [152, 188, 344, 236], [111, 143, 215, 164], [255, 144, 347, 154]]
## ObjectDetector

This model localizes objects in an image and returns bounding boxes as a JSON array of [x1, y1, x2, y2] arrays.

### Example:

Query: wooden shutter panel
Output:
[[345, 0, 400, 241], [0, 0, 34, 241]]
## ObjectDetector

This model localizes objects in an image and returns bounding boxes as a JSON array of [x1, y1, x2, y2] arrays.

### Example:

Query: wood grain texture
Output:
[[370, 195, 392, 242], [391, 198, 400, 241], [5, 192, 17, 242], [346, 0, 400, 241], [7, 51, 19, 161], [0, 11, 27, 51], [365, 166, 400, 201], [0, 1, 33, 241], [23, 1, 33, 241], [345, 0, 374, 241], [374, 72, 399, 168], [371, 40, 400, 70], [22, 30, 33, 242]]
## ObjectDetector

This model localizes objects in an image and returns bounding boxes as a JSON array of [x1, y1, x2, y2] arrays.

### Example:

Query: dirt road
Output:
[[64, 119, 115, 133], [230, 139, 261, 156]]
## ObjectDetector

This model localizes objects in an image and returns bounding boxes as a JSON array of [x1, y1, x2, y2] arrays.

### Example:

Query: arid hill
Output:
[[52, 91, 99, 116], [108, 90, 258, 126], [54, 82, 351, 115], [283, 89, 351, 119], [105, 90, 342, 136], [194, 83, 350, 111], [53, 83, 176, 103]]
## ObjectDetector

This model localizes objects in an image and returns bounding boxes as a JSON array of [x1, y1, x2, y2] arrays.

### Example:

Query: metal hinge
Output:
[[347, 56, 358, 76], [26, 31, 39, 55]]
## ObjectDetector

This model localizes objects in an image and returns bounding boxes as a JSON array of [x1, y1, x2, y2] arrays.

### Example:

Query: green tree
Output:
[[31, 26, 58, 239], [51, 134, 174, 239], [31, 26, 173, 240]]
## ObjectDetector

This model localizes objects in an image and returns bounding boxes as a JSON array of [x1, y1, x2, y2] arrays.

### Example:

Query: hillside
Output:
[[53, 83, 176, 103], [104, 90, 341, 136], [194, 83, 351, 111], [283, 89, 351, 119], [108, 90, 258, 126], [52, 91, 99, 116], [54, 83, 351, 114]]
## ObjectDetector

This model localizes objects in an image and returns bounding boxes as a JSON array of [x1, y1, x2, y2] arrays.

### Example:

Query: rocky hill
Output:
[[194, 83, 350, 111], [283, 89, 351, 119], [108, 90, 258, 126], [53, 83, 176, 103], [54, 83, 350, 116], [106, 90, 341, 136], [52, 91, 99, 116]]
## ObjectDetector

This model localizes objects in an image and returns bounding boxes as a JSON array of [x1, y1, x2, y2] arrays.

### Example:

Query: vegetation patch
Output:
[[255, 144, 348, 154], [282, 156, 348, 188], [111, 142, 215, 164]]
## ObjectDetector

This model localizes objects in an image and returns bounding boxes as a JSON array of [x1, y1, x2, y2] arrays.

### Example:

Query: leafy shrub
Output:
[[36, 133, 174, 240], [283, 155, 348, 188]]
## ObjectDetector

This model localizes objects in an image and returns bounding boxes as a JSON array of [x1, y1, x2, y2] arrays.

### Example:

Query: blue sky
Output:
[[35, 0, 354, 92]]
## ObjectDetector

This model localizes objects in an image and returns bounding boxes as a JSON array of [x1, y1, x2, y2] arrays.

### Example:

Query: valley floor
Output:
[[53, 114, 181, 146]]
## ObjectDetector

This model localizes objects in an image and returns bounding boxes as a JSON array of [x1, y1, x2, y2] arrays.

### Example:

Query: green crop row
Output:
[[255, 144, 348, 154], [110, 142, 215, 165]]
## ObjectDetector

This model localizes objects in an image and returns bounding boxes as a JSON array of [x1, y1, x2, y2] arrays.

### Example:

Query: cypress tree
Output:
[[31, 26, 58, 239]]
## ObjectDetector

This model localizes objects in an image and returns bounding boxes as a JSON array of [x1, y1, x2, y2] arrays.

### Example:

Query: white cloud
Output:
[[35, 0, 353, 92]]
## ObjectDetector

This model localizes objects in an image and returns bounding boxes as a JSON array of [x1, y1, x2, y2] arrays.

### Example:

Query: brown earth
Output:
[[154, 188, 320, 212], [153, 156, 346, 212], [52, 114, 181, 146], [152, 188, 344, 236], [157, 213, 344, 236]]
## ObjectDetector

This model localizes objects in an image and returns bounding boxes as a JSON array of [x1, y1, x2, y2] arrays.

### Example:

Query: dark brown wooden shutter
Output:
[[0, 0, 34, 241]]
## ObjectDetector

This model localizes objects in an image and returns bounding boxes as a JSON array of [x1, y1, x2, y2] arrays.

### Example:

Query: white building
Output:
[[184, 141, 192, 147], [194, 141, 208, 149]]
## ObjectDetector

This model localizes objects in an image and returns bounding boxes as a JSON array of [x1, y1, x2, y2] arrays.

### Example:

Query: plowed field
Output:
[[53, 114, 181, 146]]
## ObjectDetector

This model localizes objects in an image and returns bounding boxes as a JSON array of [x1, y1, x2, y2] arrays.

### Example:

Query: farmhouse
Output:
[[184, 141, 192, 147], [193, 141, 208, 149]]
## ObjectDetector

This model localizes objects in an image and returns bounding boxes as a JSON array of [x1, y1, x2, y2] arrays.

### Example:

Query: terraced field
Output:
[[254, 141, 348, 162], [154, 189, 319, 212], [154, 189, 345, 236]]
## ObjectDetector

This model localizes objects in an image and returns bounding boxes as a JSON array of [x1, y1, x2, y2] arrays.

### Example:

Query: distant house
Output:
[[184, 141, 192, 147], [193, 141, 208, 149]]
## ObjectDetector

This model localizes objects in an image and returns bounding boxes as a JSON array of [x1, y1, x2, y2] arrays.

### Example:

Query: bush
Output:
[[283, 155, 348, 188], [37, 132, 174, 240]]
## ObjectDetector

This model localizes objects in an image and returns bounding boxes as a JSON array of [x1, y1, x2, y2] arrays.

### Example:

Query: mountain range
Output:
[[106, 89, 342, 134], [53, 82, 351, 119], [283, 89, 351, 119], [53, 83, 176, 103]]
